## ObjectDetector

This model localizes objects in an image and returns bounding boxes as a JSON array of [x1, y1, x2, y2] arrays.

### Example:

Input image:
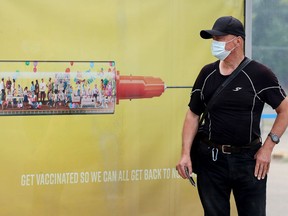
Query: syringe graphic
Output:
[[0, 60, 191, 116], [116, 72, 191, 104]]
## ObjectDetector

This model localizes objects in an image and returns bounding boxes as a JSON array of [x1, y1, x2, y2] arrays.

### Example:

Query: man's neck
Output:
[[219, 53, 245, 75]]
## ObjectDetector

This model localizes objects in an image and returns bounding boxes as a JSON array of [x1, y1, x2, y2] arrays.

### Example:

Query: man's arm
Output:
[[254, 97, 288, 180], [176, 109, 199, 178]]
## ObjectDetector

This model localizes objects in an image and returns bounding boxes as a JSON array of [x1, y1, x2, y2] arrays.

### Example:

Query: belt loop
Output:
[[212, 148, 218, 161]]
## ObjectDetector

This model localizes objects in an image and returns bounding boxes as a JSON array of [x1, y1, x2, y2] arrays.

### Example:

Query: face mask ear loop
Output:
[[226, 36, 237, 44], [228, 45, 238, 53], [227, 36, 241, 52]]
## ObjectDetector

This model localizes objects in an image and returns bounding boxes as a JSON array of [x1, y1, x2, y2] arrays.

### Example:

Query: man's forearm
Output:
[[181, 109, 199, 156]]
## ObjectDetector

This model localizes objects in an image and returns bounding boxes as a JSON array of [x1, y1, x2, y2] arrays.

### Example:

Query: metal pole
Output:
[[245, 0, 253, 58]]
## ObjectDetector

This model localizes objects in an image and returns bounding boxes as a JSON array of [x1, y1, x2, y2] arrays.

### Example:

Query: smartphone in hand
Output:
[[185, 167, 196, 187]]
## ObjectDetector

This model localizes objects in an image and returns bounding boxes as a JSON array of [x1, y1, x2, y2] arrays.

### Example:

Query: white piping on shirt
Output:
[[258, 86, 286, 98], [243, 71, 258, 142]]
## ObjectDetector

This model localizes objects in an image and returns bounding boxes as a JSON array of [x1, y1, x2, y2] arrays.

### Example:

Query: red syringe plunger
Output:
[[116, 72, 165, 104]]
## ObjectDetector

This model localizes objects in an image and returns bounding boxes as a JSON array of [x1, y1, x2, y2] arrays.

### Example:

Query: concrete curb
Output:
[[272, 152, 288, 161]]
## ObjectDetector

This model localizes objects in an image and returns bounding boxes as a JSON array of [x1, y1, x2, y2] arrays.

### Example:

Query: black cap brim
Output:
[[200, 30, 228, 39]]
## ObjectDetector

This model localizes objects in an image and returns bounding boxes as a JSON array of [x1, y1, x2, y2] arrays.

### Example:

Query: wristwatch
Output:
[[268, 132, 280, 144]]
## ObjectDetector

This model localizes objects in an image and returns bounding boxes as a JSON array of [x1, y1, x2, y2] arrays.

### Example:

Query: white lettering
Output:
[[103, 171, 117, 182], [21, 174, 35, 186], [90, 171, 102, 183], [35, 172, 79, 185], [131, 169, 142, 181], [144, 169, 162, 180], [80, 172, 90, 183]]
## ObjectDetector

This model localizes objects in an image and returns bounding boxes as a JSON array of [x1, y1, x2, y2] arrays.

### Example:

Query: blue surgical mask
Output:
[[211, 37, 236, 60]]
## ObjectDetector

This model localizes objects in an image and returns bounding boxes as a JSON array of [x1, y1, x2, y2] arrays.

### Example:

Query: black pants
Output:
[[197, 141, 266, 216], [40, 91, 46, 102]]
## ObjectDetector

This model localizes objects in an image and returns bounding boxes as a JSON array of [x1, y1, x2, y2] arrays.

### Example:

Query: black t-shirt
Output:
[[188, 58, 286, 146]]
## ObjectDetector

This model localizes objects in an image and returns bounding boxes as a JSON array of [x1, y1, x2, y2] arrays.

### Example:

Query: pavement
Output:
[[263, 111, 288, 216], [267, 158, 288, 216]]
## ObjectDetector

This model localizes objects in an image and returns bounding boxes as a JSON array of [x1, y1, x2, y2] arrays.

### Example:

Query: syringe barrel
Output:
[[116, 74, 165, 103], [0, 61, 116, 115], [0, 61, 166, 115]]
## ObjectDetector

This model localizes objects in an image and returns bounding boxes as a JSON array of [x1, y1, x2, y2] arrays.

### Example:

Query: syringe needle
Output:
[[166, 86, 193, 89]]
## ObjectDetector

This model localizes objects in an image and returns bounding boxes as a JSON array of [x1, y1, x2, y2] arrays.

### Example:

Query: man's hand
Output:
[[176, 109, 199, 179], [176, 155, 192, 179], [254, 145, 273, 180]]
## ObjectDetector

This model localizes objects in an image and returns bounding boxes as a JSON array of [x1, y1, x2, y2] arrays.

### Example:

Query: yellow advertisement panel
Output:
[[0, 1, 244, 215]]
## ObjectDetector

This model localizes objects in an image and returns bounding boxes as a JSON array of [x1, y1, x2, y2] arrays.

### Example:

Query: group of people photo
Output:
[[0, 74, 115, 112]]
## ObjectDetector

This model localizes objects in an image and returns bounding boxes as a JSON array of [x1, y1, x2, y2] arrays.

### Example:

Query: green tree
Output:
[[252, 0, 288, 88]]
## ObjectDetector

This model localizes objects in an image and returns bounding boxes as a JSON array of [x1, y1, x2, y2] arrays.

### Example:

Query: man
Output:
[[176, 16, 288, 216], [39, 78, 46, 102], [92, 84, 99, 102], [6, 77, 11, 95], [0, 78, 5, 108]]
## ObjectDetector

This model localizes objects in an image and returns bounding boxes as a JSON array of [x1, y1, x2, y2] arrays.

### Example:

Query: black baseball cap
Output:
[[200, 16, 245, 39]]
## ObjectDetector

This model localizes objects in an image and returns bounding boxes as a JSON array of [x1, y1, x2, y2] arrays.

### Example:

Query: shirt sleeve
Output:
[[188, 67, 207, 116], [257, 63, 286, 109]]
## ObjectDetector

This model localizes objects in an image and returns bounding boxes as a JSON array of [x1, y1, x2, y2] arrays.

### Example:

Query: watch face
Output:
[[269, 133, 280, 144]]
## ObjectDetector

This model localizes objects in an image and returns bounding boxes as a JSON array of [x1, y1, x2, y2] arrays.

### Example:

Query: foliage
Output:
[[252, 0, 288, 87]]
